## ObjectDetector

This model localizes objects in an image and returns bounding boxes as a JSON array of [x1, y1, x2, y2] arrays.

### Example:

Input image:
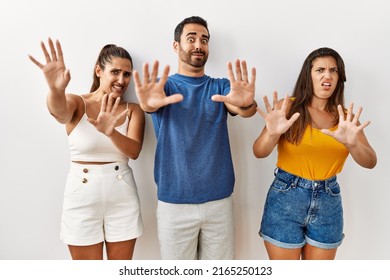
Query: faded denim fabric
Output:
[[259, 168, 344, 249]]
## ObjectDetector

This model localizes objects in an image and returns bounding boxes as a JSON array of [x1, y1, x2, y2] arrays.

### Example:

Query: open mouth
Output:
[[321, 82, 331, 89], [113, 84, 125, 91]]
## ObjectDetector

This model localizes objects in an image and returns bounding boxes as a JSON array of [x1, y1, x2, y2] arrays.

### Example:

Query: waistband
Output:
[[70, 162, 130, 175], [274, 168, 337, 190]]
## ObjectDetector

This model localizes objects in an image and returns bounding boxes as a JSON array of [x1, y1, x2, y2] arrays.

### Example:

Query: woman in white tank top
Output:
[[29, 38, 145, 260]]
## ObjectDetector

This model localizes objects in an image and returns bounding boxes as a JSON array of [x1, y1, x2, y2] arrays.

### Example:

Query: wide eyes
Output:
[[186, 37, 208, 44]]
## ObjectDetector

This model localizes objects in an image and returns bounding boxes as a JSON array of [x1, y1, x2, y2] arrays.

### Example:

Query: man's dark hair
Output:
[[174, 16, 209, 42]]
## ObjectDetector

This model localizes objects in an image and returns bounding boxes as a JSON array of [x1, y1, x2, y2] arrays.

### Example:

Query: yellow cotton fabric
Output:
[[277, 125, 349, 180]]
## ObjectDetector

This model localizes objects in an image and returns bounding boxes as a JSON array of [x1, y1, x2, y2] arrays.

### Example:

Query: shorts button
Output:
[[82, 178, 88, 183], [83, 168, 88, 173], [117, 174, 122, 180], [115, 165, 119, 170]]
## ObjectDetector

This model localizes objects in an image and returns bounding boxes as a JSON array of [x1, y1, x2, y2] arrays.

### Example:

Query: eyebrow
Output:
[[111, 68, 132, 74], [185, 32, 209, 39], [314, 66, 338, 69]]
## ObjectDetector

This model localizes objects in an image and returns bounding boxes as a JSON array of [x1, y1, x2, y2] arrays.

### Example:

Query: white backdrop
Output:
[[0, 0, 389, 260]]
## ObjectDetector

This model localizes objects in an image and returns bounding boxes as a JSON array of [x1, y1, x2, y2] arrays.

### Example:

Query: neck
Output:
[[310, 98, 328, 111], [178, 63, 205, 77]]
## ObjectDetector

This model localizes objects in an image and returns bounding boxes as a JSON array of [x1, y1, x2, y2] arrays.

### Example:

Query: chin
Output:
[[114, 89, 126, 95]]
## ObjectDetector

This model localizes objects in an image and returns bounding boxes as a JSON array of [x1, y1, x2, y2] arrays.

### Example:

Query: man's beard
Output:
[[179, 47, 208, 68]]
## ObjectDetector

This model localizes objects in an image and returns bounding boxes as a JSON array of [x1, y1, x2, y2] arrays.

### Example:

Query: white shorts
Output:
[[60, 162, 143, 246], [157, 196, 234, 260]]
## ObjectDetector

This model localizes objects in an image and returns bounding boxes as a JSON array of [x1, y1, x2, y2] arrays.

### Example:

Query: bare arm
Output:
[[253, 91, 300, 158], [107, 105, 145, 160], [225, 101, 258, 118], [253, 125, 281, 158]]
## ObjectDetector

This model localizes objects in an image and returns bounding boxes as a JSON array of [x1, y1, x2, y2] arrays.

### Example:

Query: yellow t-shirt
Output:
[[276, 125, 349, 180]]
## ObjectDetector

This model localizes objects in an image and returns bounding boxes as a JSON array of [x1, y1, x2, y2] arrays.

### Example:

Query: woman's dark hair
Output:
[[90, 44, 133, 92], [174, 16, 209, 42], [285, 47, 347, 144]]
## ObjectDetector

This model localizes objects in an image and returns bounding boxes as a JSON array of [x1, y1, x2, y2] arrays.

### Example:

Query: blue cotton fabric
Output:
[[151, 74, 235, 204]]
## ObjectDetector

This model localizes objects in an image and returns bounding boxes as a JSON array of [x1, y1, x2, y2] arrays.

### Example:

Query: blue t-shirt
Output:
[[151, 73, 235, 204]]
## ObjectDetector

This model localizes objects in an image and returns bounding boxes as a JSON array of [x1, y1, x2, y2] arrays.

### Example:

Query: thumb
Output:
[[211, 94, 227, 103], [256, 107, 267, 119], [64, 69, 71, 82], [288, 112, 300, 125], [320, 129, 333, 137], [64, 69, 70, 80], [163, 93, 184, 106], [87, 118, 97, 126], [117, 109, 129, 119]]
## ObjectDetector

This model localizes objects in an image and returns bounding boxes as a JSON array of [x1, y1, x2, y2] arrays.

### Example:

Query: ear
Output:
[[95, 65, 102, 78], [173, 41, 179, 54]]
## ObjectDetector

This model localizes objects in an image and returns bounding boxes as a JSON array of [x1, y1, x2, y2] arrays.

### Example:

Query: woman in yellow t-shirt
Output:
[[253, 47, 377, 260]]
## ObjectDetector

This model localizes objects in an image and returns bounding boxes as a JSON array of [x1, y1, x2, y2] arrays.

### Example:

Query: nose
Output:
[[323, 69, 332, 78], [118, 74, 125, 84], [194, 39, 202, 50]]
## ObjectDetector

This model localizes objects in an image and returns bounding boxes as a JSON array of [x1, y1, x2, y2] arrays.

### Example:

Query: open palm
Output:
[[321, 103, 370, 147], [133, 61, 183, 112], [257, 91, 300, 137], [88, 94, 128, 136], [212, 59, 255, 107], [29, 38, 70, 92]]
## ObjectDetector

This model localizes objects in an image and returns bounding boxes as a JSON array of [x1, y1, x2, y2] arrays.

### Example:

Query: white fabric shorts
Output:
[[60, 162, 143, 246], [157, 196, 234, 260]]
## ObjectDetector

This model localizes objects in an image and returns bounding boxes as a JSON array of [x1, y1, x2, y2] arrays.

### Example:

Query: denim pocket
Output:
[[270, 178, 292, 192], [326, 182, 341, 197]]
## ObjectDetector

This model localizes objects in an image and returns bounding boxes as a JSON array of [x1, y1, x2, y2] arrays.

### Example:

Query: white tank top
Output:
[[68, 96, 129, 163]]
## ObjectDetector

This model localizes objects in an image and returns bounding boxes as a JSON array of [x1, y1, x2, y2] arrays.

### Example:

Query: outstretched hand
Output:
[[321, 103, 370, 147], [257, 91, 300, 137], [211, 59, 256, 107], [87, 93, 128, 136], [133, 61, 183, 112], [29, 38, 70, 92]]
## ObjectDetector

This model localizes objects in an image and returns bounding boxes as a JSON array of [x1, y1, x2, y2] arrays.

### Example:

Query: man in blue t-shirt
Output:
[[134, 16, 257, 260]]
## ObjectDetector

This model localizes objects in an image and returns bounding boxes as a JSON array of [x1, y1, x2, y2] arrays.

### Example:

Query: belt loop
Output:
[[292, 176, 299, 188], [325, 176, 333, 192]]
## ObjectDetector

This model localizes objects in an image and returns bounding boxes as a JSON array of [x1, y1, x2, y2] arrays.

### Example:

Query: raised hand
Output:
[[257, 91, 300, 137], [133, 60, 183, 112], [211, 59, 256, 107], [29, 38, 70, 92], [87, 93, 128, 136], [321, 103, 370, 147]]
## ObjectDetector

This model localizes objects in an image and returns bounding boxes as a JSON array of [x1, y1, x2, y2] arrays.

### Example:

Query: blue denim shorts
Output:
[[259, 168, 344, 249]]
